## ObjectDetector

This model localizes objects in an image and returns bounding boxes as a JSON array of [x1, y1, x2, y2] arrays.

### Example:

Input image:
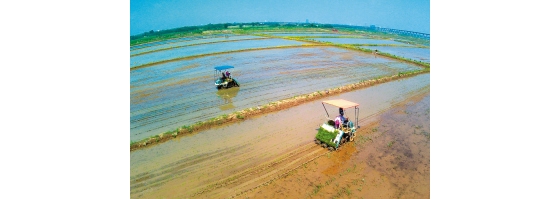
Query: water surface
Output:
[[131, 35, 264, 56], [363, 46, 430, 62], [130, 39, 308, 68], [130, 34, 233, 50]]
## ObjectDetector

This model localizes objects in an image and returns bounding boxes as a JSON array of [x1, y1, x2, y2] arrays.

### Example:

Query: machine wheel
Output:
[[314, 139, 321, 145], [328, 147, 334, 151], [321, 143, 327, 148]]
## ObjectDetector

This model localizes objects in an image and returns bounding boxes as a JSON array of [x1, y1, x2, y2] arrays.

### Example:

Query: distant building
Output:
[[306, 19, 309, 23]]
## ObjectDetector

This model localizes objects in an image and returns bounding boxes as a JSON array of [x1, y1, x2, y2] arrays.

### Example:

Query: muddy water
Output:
[[130, 38, 308, 68], [363, 46, 430, 62], [356, 93, 430, 198], [130, 46, 423, 141], [130, 35, 264, 56], [246, 91, 430, 199], [215, 87, 239, 111], [130, 74, 429, 198], [313, 38, 412, 46]]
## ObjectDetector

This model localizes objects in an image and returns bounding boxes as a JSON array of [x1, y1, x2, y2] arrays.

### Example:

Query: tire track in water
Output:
[[188, 142, 320, 196], [230, 149, 331, 199], [130, 136, 320, 197], [130, 144, 249, 189], [130, 120, 315, 194], [130, 130, 274, 193]]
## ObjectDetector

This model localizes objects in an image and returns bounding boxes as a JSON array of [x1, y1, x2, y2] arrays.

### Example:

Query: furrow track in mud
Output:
[[130, 141, 334, 198], [190, 142, 326, 198]]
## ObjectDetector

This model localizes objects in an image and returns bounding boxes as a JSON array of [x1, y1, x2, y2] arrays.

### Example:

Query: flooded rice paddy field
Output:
[[130, 34, 234, 50], [130, 35, 264, 56], [130, 46, 423, 141], [130, 74, 429, 198], [364, 46, 431, 63], [312, 38, 412, 46], [130, 38, 308, 68]]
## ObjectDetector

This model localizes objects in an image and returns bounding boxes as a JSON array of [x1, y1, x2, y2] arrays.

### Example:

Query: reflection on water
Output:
[[216, 87, 240, 110]]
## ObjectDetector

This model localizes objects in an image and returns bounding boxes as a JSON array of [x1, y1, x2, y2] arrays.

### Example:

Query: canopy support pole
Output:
[[322, 102, 329, 118], [355, 107, 360, 128]]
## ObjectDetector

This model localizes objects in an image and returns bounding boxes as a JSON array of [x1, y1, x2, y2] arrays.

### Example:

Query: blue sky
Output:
[[131, 0, 429, 35]]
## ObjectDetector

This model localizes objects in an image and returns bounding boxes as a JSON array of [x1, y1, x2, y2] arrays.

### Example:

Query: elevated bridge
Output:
[[371, 26, 430, 39]]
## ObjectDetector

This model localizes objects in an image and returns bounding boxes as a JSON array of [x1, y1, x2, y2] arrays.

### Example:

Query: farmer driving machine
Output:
[[214, 65, 240, 89], [314, 99, 360, 151]]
